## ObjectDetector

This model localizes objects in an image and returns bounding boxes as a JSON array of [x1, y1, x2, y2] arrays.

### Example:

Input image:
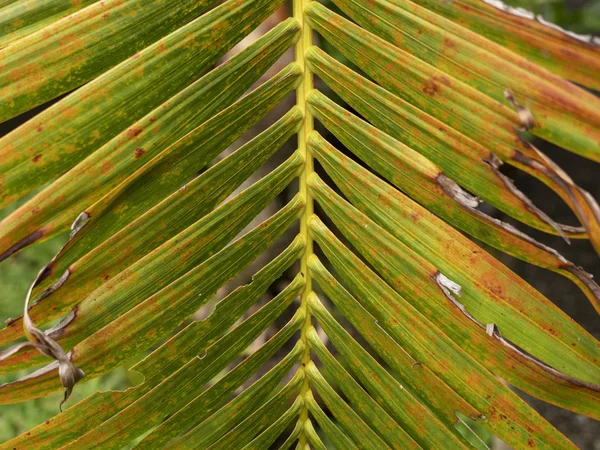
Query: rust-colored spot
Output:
[[127, 128, 143, 139], [31, 207, 40, 215], [423, 78, 440, 97], [443, 38, 456, 49], [527, 438, 534, 447], [32, 154, 42, 163], [101, 161, 114, 173], [134, 148, 145, 158], [132, 53, 140, 60], [150, 116, 158, 123], [36, 126, 43, 132]]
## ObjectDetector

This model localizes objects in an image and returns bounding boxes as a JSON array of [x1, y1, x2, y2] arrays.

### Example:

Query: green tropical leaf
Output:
[[1, 0, 599, 448]]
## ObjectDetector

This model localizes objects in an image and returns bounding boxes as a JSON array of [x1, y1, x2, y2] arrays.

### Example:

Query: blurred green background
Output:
[[505, 0, 600, 35], [0, 0, 598, 445]]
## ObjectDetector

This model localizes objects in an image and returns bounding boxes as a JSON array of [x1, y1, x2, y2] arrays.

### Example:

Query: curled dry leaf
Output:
[[20, 266, 85, 411], [0, 212, 92, 410]]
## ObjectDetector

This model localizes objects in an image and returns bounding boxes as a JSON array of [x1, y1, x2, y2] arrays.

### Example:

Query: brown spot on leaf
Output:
[[443, 38, 457, 49], [32, 155, 42, 163], [134, 148, 145, 158], [101, 161, 114, 173], [127, 128, 143, 139], [423, 78, 440, 97]]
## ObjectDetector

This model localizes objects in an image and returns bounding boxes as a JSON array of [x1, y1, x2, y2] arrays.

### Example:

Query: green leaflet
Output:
[[0, 106, 303, 347], [2, 236, 304, 449], [305, 47, 600, 243], [170, 369, 304, 449], [206, 390, 302, 450], [306, 396, 358, 450], [240, 400, 301, 450], [306, 327, 423, 450], [0, 194, 304, 403], [0, 388, 137, 450], [26, 63, 301, 302], [306, 92, 600, 313], [418, 0, 600, 91], [0, 0, 219, 119], [0, 0, 286, 207], [60, 285, 305, 450], [306, 221, 576, 449], [0, 151, 304, 372], [0, 0, 99, 48], [329, 0, 600, 161], [276, 422, 302, 450], [305, 361, 393, 450], [308, 171, 600, 383], [0, 18, 301, 262], [306, 321, 469, 448], [137, 323, 304, 448]]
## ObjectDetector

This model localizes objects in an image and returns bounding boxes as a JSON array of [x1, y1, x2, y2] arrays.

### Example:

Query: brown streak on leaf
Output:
[[433, 272, 600, 392], [437, 171, 600, 312], [483, 153, 569, 242], [0, 229, 46, 264], [512, 149, 595, 235]]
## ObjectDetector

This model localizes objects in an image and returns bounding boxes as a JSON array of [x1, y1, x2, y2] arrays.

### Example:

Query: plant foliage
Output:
[[0, 0, 599, 448]]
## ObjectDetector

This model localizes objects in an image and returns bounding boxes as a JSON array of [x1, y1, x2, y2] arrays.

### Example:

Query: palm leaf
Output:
[[1, 0, 599, 448]]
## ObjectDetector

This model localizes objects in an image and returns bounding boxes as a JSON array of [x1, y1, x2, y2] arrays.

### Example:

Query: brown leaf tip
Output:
[[58, 359, 85, 411]]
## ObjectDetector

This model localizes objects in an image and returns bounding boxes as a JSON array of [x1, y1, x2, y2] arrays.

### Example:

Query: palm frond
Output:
[[1, 0, 599, 448]]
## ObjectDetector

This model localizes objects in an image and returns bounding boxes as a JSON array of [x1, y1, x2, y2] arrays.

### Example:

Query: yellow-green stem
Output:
[[293, 0, 314, 445]]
